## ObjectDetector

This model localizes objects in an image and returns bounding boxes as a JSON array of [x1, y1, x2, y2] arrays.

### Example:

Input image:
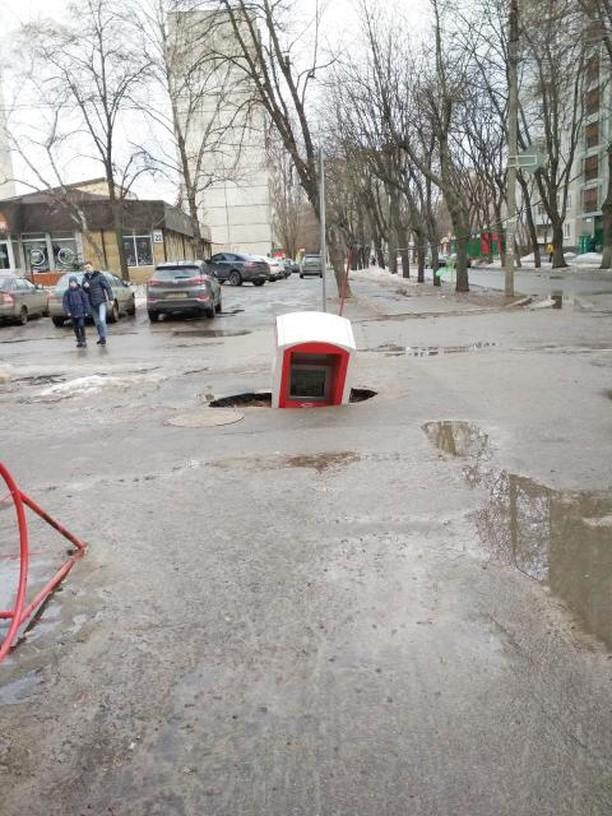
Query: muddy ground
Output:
[[1, 273, 611, 815]]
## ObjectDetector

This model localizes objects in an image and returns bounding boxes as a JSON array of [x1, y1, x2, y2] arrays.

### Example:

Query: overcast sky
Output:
[[0, 0, 430, 200]]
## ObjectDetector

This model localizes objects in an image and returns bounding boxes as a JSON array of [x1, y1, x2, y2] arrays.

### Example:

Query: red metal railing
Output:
[[0, 463, 86, 663]]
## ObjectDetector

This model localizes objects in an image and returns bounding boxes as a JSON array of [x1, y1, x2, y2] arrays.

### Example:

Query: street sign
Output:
[[509, 145, 546, 172]]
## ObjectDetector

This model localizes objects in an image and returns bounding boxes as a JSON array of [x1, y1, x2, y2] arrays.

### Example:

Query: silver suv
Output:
[[147, 261, 222, 322], [299, 254, 323, 278]]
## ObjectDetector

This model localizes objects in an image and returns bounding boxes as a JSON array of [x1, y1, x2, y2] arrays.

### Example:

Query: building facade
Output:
[[169, 10, 273, 256], [0, 180, 210, 283]]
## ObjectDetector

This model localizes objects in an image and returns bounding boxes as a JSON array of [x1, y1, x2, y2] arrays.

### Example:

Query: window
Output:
[[0, 242, 9, 270], [586, 86, 600, 117], [22, 236, 49, 273], [50, 232, 78, 270], [583, 187, 598, 213], [123, 234, 153, 267], [563, 222, 570, 239], [586, 54, 600, 85], [585, 155, 599, 182], [586, 121, 599, 149]]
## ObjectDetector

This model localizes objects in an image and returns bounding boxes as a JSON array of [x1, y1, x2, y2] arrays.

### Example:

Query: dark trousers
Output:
[[72, 317, 86, 345]]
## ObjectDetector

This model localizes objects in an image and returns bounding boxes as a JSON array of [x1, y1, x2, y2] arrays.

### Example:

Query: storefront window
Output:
[[51, 232, 79, 270], [0, 242, 10, 269], [123, 233, 153, 267], [22, 234, 50, 273]]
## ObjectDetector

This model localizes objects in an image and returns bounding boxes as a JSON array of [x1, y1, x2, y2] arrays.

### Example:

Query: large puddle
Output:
[[423, 420, 612, 649]]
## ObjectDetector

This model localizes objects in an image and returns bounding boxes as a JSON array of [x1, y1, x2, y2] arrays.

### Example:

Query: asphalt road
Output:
[[1, 274, 611, 816]]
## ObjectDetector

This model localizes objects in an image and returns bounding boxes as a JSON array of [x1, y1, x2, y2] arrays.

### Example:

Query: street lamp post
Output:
[[319, 147, 327, 313]]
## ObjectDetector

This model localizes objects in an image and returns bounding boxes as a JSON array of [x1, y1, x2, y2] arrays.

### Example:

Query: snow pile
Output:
[[574, 252, 603, 266]]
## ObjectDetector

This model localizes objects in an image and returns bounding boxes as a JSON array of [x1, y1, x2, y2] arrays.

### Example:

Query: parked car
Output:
[[263, 257, 286, 281], [207, 253, 269, 286], [146, 260, 222, 322], [282, 259, 300, 275], [49, 271, 135, 327], [300, 253, 323, 278], [0, 272, 49, 325]]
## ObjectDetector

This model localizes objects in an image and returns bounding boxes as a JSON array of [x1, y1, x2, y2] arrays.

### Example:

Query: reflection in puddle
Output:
[[424, 420, 612, 649]]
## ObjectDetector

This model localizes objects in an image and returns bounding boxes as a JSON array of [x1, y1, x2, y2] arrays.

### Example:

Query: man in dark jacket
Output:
[[63, 275, 90, 348], [82, 261, 113, 345]]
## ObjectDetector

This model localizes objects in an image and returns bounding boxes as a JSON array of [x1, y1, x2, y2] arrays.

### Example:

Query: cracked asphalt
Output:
[[1, 272, 611, 815]]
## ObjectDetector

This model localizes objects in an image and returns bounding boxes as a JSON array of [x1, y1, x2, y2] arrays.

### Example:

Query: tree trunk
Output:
[[417, 234, 426, 283], [376, 243, 385, 268], [399, 244, 410, 279], [110, 199, 129, 281], [388, 233, 398, 274], [186, 188, 207, 259], [551, 219, 567, 268], [600, 143, 612, 269], [329, 228, 351, 298], [455, 233, 470, 292], [431, 243, 441, 287], [518, 177, 541, 268]]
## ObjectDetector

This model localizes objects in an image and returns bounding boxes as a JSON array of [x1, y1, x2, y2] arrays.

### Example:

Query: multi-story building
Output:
[[573, 47, 610, 253], [169, 10, 273, 256]]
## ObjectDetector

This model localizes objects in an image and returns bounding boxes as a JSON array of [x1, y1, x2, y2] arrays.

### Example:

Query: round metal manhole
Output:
[[166, 408, 244, 428]]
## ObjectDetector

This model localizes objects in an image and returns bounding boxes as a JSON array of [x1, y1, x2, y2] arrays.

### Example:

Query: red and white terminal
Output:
[[272, 311, 356, 408]]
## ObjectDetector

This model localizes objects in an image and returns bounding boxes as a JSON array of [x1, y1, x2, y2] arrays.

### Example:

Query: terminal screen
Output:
[[290, 365, 329, 400]]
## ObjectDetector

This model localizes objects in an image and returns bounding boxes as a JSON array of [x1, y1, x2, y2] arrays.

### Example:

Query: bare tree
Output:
[[521, 0, 586, 268], [20, 0, 152, 280], [136, 1, 255, 258], [269, 136, 304, 258], [203, 0, 350, 295]]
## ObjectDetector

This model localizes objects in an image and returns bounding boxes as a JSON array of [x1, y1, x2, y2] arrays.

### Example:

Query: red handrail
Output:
[[0, 463, 86, 663]]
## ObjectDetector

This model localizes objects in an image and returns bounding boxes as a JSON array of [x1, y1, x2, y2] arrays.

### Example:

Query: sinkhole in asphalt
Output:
[[207, 388, 377, 408], [423, 419, 612, 650]]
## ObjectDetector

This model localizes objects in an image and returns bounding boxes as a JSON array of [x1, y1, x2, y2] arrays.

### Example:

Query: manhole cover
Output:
[[166, 409, 244, 427]]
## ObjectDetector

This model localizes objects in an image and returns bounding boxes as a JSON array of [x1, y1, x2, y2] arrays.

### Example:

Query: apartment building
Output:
[[169, 10, 273, 256]]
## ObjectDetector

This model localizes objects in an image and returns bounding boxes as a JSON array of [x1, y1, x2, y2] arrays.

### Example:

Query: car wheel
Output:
[[18, 307, 28, 326], [299, 274, 304, 279], [52, 316, 65, 328], [127, 297, 136, 316], [206, 306, 215, 318], [148, 310, 159, 323], [229, 270, 242, 286], [107, 300, 119, 324], [320, 273, 323, 278], [215, 299, 222, 313], [253, 280, 264, 287]]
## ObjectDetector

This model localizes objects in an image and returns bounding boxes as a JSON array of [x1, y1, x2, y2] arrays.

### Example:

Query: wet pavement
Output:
[[1, 273, 612, 815]]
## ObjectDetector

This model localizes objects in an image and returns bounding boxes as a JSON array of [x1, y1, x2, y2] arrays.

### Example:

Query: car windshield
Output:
[[153, 267, 204, 280]]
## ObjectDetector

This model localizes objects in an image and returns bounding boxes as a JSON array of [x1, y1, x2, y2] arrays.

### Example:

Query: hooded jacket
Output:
[[63, 277, 90, 319], [83, 270, 113, 307]]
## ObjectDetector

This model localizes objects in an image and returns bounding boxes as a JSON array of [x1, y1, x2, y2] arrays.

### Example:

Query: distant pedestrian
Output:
[[546, 243, 554, 263], [63, 276, 90, 349], [82, 261, 112, 346]]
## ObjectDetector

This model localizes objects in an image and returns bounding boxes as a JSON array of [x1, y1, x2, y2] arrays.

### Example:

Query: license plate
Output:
[[167, 292, 189, 298]]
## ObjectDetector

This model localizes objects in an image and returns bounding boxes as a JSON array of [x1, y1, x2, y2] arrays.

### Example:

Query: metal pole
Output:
[[319, 147, 327, 312], [504, 0, 519, 297]]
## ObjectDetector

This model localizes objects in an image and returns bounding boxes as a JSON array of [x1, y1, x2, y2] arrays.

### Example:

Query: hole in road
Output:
[[208, 388, 377, 408]]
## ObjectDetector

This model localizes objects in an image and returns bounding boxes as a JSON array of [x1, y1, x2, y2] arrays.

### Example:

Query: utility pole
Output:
[[505, 0, 519, 297], [319, 147, 327, 312]]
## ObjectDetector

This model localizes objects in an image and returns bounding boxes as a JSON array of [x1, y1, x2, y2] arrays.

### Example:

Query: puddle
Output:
[[424, 420, 612, 649], [172, 329, 251, 338], [208, 389, 377, 408], [284, 452, 360, 472], [363, 341, 496, 356]]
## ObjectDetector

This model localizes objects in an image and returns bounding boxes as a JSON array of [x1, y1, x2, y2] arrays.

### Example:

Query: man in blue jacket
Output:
[[63, 276, 90, 348], [82, 261, 113, 346]]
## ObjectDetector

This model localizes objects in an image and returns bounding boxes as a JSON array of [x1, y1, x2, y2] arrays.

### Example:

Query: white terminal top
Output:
[[275, 311, 356, 352]]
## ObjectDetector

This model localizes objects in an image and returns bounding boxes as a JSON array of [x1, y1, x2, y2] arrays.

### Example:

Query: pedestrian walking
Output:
[[82, 261, 113, 345], [63, 275, 90, 348]]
